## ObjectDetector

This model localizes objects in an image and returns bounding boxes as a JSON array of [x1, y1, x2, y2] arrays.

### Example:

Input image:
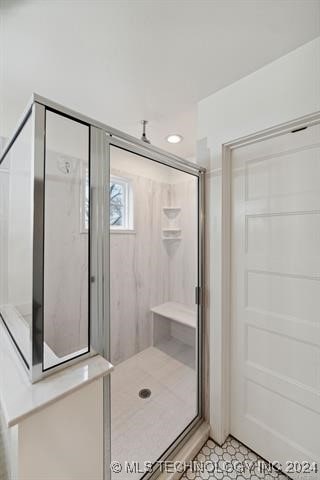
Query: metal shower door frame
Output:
[[103, 134, 205, 480]]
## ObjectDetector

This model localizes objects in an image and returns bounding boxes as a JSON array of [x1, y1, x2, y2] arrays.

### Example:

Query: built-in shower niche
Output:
[[0, 103, 92, 382], [162, 207, 182, 240], [154, 180, 198, 369]]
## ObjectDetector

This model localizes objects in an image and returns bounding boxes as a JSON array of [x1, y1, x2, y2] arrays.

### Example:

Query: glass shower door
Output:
[[0, 95, 204, 471], [108, 142, 202, 479]]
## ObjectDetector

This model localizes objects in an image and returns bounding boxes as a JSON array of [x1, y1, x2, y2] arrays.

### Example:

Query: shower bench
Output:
[[151, 302, 197, 354]]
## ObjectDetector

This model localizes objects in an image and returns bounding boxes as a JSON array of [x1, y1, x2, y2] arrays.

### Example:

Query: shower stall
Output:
[[0, 95, 205, 479]]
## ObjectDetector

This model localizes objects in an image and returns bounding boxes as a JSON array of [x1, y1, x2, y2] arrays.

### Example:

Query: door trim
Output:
[[213, 110, 320, 445]]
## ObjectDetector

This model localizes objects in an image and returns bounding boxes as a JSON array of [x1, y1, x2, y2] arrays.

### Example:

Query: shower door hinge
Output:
[[195, 286, 202, 305]]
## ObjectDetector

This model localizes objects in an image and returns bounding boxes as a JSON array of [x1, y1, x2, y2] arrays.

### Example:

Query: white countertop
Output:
[[0, 320, 113, 427], [151, 302, 197, 329]]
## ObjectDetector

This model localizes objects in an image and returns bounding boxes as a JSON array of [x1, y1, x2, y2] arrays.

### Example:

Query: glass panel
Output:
[[0, 115, 33, 368], [110, 145, 199, 477], [43, 110, 90, 369]]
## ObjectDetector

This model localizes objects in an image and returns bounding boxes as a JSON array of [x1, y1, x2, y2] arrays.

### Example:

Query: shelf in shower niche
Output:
[[162, 229, 181, 241], [162, 237, 182, 241], [162, 228, 181, 233], [162, 207, 181, 219]]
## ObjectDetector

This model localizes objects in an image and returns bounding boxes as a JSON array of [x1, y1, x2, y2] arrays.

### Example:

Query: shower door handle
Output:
[[195, 286, 202, 305]]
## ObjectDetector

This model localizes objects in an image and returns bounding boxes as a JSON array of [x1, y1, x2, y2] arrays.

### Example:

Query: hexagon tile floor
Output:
[[181, 436, 288, 480]]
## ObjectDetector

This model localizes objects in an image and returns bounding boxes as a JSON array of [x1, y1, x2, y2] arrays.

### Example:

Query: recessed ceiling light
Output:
[[166, 134, 183, 144]]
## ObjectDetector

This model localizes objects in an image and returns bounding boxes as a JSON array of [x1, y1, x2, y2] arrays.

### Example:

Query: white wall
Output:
[[18, 379, 104, 480], [198, 38, 320, 166], [197, 37, 320, 441]]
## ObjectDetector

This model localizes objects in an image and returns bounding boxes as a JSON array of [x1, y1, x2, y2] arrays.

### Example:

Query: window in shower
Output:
[[110, 176, 133, 230], [81, 172, 133, 232]]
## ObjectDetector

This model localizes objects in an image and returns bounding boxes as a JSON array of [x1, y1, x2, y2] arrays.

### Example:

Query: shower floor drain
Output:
[[139, 388, 151, 399]]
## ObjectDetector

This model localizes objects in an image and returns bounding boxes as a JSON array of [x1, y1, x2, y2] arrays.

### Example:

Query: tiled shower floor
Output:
[[181, 437, 288, 480], [111, 345, 197, 480]]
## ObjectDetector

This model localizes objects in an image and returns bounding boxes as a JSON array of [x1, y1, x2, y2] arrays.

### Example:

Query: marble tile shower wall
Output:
[[110, 169, 171, 365], [44, 150, 88, 357], [110, 169, 197, 365], [169, 179, 197, 310]]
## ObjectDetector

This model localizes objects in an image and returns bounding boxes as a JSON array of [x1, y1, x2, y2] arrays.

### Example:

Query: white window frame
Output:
[[109, 174, 134, 232], [80, 166, 134, 233]]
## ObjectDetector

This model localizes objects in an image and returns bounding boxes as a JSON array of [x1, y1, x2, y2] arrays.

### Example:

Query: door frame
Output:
[[213, 110, 320, 445]]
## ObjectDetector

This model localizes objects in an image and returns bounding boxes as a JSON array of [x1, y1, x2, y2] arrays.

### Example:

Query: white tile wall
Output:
[[110, 167, 198, 365]]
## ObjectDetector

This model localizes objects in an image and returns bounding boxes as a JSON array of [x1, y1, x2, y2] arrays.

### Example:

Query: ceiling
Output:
[[1, 0, 319, 159]]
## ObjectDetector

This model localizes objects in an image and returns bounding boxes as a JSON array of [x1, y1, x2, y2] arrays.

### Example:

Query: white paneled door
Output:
[[230, 123, 320, 478]]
